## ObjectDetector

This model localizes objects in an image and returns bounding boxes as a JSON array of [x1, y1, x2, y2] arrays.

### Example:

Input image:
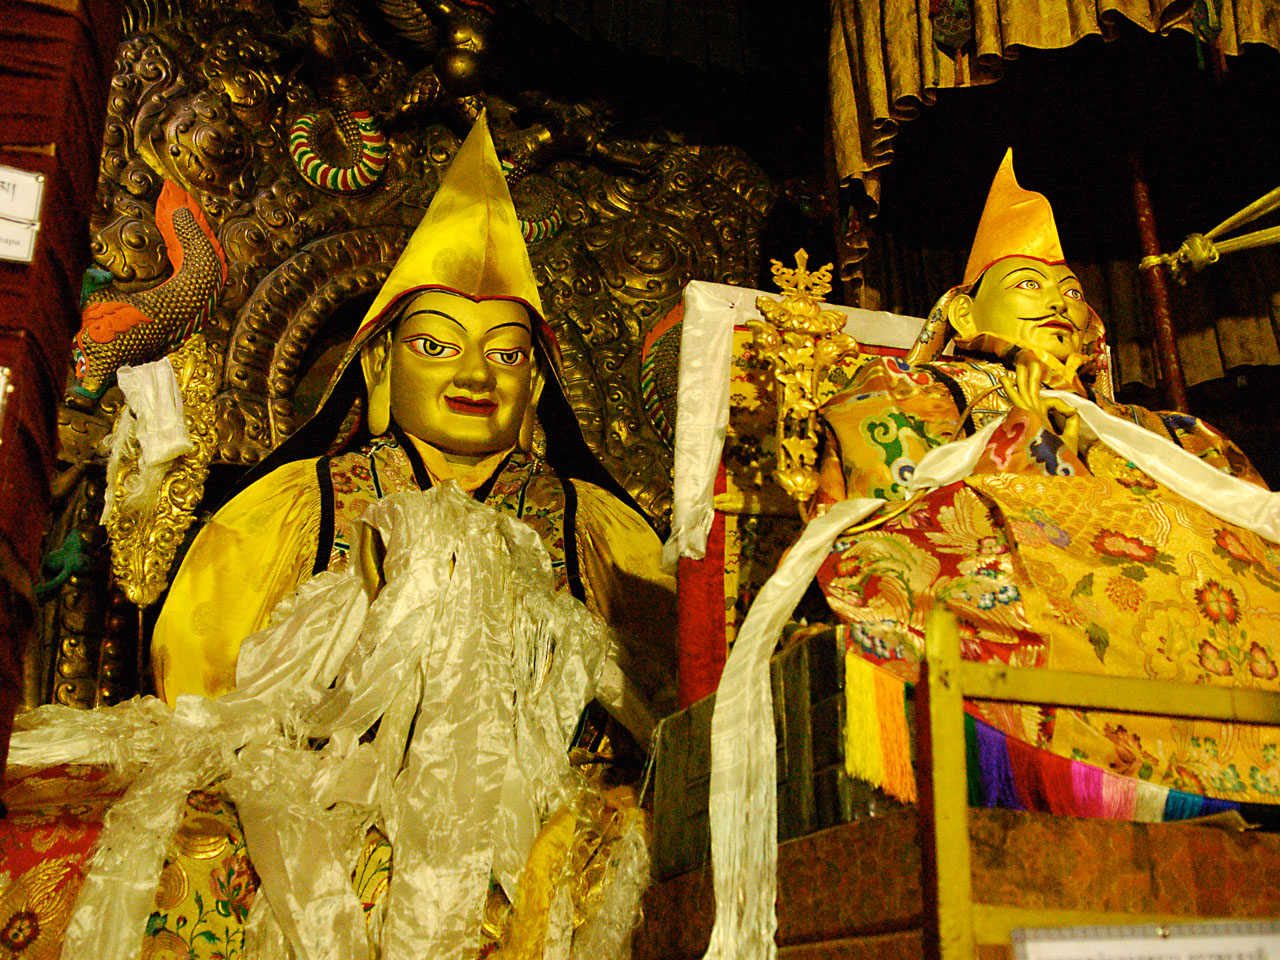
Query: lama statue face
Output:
[[949, 257, 1091, 363], [365, 290, 536, 462]]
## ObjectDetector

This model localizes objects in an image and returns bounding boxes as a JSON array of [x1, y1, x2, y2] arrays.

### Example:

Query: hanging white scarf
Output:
[[11, 484, 609, 960]]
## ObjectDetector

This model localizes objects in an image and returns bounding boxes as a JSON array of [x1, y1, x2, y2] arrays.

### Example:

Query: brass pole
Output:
[[1129, 152, 1190, 413]]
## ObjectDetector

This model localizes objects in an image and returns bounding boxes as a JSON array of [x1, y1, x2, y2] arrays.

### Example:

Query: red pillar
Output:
[[1130, 152, 1190, 414], [0, 0, 123, 772]]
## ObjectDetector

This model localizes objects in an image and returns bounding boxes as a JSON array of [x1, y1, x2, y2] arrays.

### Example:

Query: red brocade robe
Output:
[[814, 354, 1280, 804]]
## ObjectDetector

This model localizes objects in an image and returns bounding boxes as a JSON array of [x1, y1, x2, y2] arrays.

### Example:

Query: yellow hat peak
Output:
[[355, 112, 544, 339], [962, 149, 1065, 286]]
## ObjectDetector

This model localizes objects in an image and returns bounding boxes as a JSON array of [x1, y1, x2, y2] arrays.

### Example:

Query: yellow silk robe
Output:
[[153, 436, 677, 732]]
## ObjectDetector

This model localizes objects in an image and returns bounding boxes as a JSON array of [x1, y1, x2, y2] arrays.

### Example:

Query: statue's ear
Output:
[[947, 293, 977, 340], [360, 329, 393, 437], [518, 357, 546, 456]]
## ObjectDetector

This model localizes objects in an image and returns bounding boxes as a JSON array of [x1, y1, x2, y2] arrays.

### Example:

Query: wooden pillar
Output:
[[917, 608, 976, 960], [0, 0, 123, 772], [1129, 152, 1190, 413]]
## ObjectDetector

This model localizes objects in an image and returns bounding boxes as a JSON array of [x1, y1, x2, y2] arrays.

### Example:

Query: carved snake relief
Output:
[[73, 181, 228, 399], [288, 107, 389, 193]]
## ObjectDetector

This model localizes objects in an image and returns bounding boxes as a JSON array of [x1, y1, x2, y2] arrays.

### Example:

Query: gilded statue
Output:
[[153, 115, 677, 738], [813, 151, 1280, 803], [9, 115, 669, 960], [42, 0, 773, 712]]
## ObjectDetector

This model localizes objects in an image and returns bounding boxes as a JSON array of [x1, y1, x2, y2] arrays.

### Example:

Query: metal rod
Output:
[[1215, 224, 1280, 257], [1130, 152, 1190, 413], [1206, 184, 1280, 241]]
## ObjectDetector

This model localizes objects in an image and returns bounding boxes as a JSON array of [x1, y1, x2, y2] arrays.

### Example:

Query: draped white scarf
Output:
[[12, 484, 608, 960]]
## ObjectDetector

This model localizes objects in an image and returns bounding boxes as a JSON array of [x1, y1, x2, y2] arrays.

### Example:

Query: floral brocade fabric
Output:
[[325, 435, 570, 593], [0, 767, 396, 960], [816, 356, 1280, 803]]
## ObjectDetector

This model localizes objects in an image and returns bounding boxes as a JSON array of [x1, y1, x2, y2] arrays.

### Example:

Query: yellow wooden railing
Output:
[[916, 608, 1280, 960]]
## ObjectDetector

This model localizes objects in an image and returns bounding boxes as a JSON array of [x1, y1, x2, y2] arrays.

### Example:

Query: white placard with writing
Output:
[[0, 219, 38, 264], [0, 164, 44, 264], [0, 164, 44, 224], [1014, 921, 1280, 960]]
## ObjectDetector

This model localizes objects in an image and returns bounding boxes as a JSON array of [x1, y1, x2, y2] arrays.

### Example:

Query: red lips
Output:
[[1037, 319, 1075, 334], [445, 395, 498, 415]]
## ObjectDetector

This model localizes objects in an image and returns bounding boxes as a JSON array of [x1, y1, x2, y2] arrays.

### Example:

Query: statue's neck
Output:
[[403, 433, 515, 493]]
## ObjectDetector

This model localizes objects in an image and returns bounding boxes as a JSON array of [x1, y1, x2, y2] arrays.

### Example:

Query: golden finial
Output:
[[769, 249, 832, 300], [748, 250, 860, 505], [756, 249, 847, 337]]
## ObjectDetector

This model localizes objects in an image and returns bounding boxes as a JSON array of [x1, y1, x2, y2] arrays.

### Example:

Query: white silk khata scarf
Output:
[[10, 484, 643, 960]]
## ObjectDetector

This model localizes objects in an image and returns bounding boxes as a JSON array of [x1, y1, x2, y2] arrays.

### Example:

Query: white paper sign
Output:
[[0, 165, 44, 223], [1014, 921, 1280, 960], [0, 219, 37, 263], [0, 164, 44, 264]]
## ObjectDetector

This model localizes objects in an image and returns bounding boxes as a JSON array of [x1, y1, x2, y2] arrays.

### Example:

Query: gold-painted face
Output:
[[383, 290, 535, 459], [949, 257, 1091, 361]]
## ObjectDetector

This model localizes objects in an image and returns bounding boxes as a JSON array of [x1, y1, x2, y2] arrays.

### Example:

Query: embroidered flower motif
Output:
[[1198, 640, 1233, 677], [0, 910, 39, 952], [1248, 643, 1279, 681], [1195, 580, 1239, 625], [211, 853, 257, 923], [995, 584, 1019, 603], [349, 462, 372, 482], [1092, 530, 1157, 562], [1102, 723, 1157, 780], [977, 536, 1003, 556], [1115, 467, 1158, 491], [848, 619, 909, 661], [1214, 528, 1261, 565], [1009, 519, 1049, 549], [1105, 575, 1145, 613], [331, 473, 358, 494]]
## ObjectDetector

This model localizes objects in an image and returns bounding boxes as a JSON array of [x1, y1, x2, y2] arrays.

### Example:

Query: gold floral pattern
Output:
[[816, 355, 1280, 802]]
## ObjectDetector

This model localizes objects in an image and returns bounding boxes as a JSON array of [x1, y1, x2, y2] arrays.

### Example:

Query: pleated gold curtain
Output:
[[830, 0, 1280, 231], [830, 0, 1280, 392]]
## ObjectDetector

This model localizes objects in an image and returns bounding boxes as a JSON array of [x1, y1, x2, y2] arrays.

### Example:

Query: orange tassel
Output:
[[872, 666, 917, 803]]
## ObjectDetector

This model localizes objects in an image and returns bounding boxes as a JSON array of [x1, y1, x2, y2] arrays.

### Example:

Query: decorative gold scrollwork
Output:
[[103, 334, 221, 607]]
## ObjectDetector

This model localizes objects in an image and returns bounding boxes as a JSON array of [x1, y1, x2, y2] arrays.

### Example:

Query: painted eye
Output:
[[487, 348, 528, 366], [406, 336, 459, 359], [1015, 279, 1040, 290], [1064, 288, 1084, 300]]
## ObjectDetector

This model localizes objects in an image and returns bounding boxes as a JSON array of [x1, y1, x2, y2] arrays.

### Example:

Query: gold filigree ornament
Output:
[[750, 250, 859, 504], [104, 334, 221, 608]]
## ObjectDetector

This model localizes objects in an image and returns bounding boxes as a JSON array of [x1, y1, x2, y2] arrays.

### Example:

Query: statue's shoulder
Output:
[[221, 456, 325, 520]]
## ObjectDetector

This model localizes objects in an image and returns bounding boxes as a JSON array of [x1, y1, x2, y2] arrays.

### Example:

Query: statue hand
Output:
[[999, 352, 1080, 455], [352, 521, 386, 603]]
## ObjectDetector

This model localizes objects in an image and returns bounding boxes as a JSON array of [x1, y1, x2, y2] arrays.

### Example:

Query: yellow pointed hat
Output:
[[351, 111, 546, 348], [962, 149, 1065, 285]]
